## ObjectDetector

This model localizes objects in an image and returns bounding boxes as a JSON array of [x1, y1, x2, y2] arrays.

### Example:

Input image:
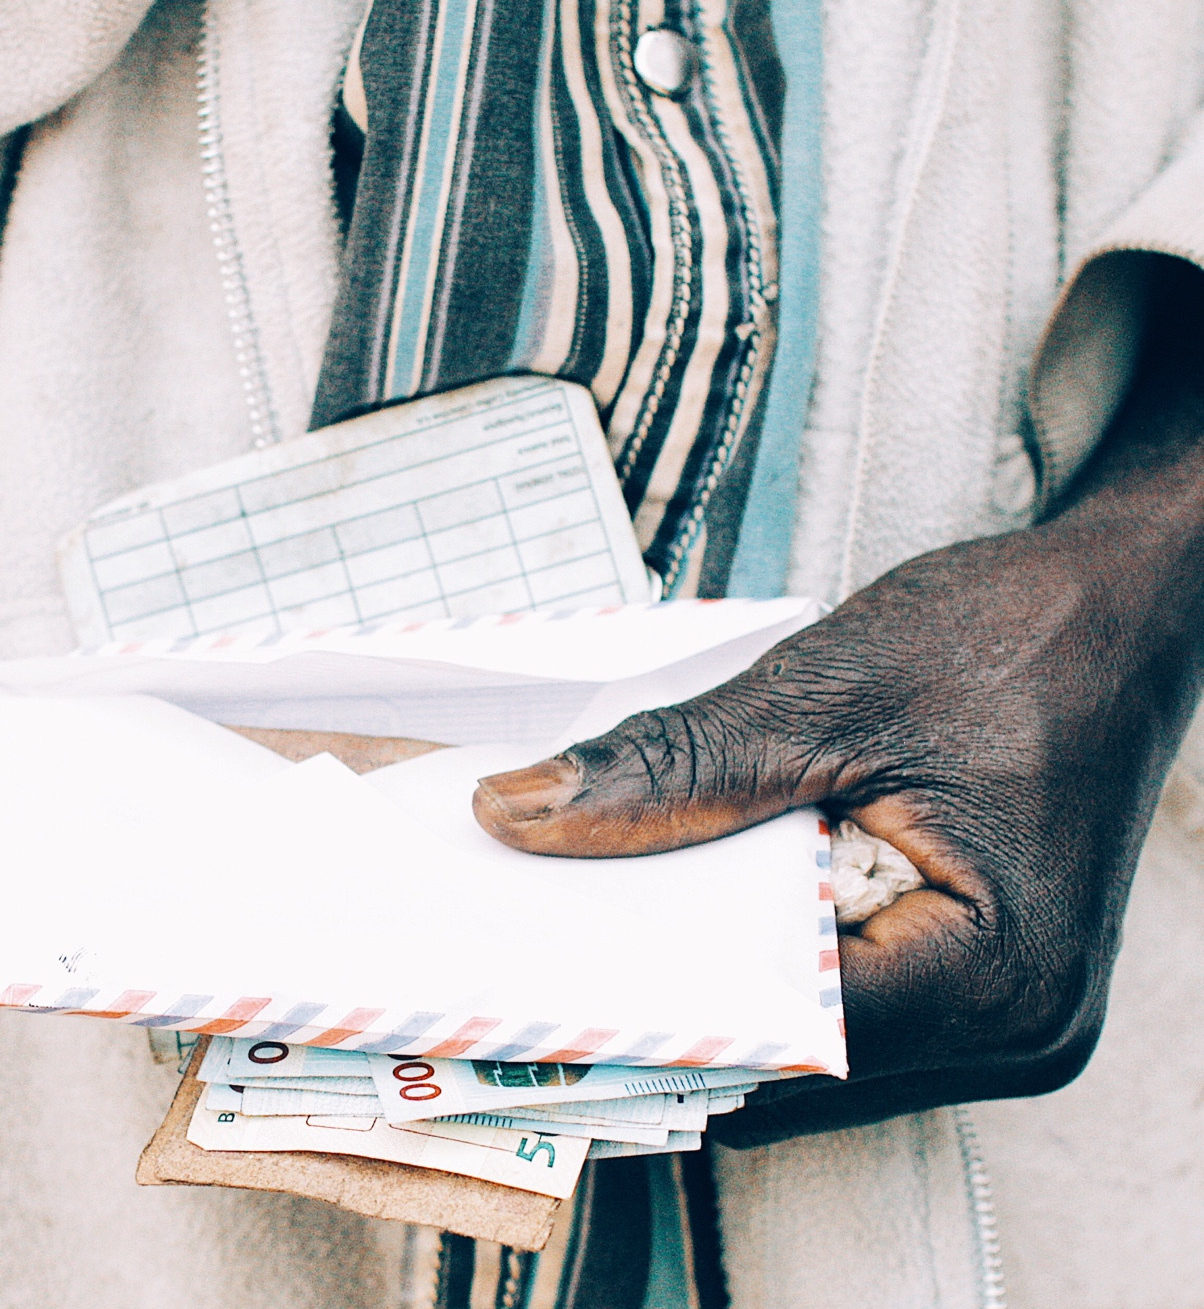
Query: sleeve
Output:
[[0, 0, 155, 134], [1028, 111, 1204, 509]]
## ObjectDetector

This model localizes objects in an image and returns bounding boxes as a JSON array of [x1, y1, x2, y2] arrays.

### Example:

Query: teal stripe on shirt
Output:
[[724, 0, 824, 598], [386, 0, 480, 397], [507, 0, 559, 370]]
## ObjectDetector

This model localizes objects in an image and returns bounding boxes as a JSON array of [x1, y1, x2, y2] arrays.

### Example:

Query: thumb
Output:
[[472, 682, 831, 856]]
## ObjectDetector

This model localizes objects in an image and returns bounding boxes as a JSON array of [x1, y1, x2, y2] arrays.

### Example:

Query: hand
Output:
[[472, 258, 1204, 1142]]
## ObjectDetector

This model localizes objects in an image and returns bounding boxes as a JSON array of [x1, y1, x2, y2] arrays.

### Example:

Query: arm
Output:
[[473, 255, 1204, 1142]]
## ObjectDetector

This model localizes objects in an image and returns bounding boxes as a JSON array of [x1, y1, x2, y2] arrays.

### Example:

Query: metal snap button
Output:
[[633, 27, 695, 98]]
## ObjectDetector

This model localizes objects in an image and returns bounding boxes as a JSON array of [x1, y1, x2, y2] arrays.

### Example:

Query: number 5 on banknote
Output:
[[517, 1135, 557, 1167]]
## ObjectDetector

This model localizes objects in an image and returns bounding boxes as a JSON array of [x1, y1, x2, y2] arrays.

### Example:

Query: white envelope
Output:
[[0, 601, 844, 1074]]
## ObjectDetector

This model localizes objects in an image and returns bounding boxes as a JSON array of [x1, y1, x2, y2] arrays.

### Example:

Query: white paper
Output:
[[0, 602, 844, 1073], [0, 598, 822, 744], [59, 377, 651, 644]]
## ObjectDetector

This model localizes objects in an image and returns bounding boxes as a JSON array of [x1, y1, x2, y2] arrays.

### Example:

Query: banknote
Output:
[[210, 1070, 707, 1130], [233, 1076, 378, 1095], [199, 1037, 368, 1082], [205, 1038, 777, 1111], [203, 1084, 246, 1113], [505, 1091, 711, 1132], [205, 1085, 671, 1143], [204, 1083, 383, 1118], [240, 1086, 381, 1117], [219, 1076, 698, 1127], [443, 1113, 669, 1146], [587, 1132, 702, 1160], [226, 1080, 749, 1123], [194, 1036, 773, 1164], [305, 1115, 379, 1129], [186, 1100, 589, 1198], [366, 1052, 774, 1125]]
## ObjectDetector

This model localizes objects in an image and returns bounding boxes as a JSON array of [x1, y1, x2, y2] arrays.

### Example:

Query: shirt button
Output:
[[633, 27, 696, 98]]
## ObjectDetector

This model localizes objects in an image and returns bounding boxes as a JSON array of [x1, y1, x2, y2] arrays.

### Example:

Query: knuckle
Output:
[[576, 705, 717, 802]]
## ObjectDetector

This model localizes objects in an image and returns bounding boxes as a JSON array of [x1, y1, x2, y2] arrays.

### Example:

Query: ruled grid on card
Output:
[[60, 378, 652, 645]]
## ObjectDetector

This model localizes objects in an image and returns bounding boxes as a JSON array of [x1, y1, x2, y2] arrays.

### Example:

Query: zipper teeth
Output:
[[953, 1105, 1008, 1309], [196, 3, 281, 449]]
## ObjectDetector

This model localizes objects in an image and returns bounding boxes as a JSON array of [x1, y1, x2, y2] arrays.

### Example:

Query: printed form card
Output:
[[60, 377, 652, 644]]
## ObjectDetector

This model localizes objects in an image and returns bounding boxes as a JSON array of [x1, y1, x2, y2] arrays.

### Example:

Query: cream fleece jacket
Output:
[[1, 2, 1203, 1306]]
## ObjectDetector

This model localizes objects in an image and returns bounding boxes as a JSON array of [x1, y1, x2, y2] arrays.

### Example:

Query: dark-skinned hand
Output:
[[472, 257, 1204, 1145]]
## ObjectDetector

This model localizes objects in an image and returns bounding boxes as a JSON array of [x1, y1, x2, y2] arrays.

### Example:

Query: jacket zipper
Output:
[[953, 1105, 1008, 1308], [196, 0, 282, 450]]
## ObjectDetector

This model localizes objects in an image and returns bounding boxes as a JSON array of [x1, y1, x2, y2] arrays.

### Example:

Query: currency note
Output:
[[366, 1052, 773, 1125], [199, 1037, 368, 1082], [507, 1091, 710, 1132], [202, 1081, 708, 1145], [587, 1132, 702, 1160], [204, 1083, 382, 1118], [441, 1113, 669, 1147], [203, 1084, 245, 1113], [305, 1115, 379, 1129], [239, 1086, 382, 1117], [207, 1038, 776, 1111], [233, 1076, 378, 1095], [186, 1101, 589, 1198]]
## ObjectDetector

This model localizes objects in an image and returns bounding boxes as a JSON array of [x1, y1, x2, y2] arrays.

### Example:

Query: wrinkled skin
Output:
[[472, 258, 1204, 1143]]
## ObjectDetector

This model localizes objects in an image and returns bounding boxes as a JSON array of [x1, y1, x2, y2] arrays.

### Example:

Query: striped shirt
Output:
[[312, 0, 801, 597]]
